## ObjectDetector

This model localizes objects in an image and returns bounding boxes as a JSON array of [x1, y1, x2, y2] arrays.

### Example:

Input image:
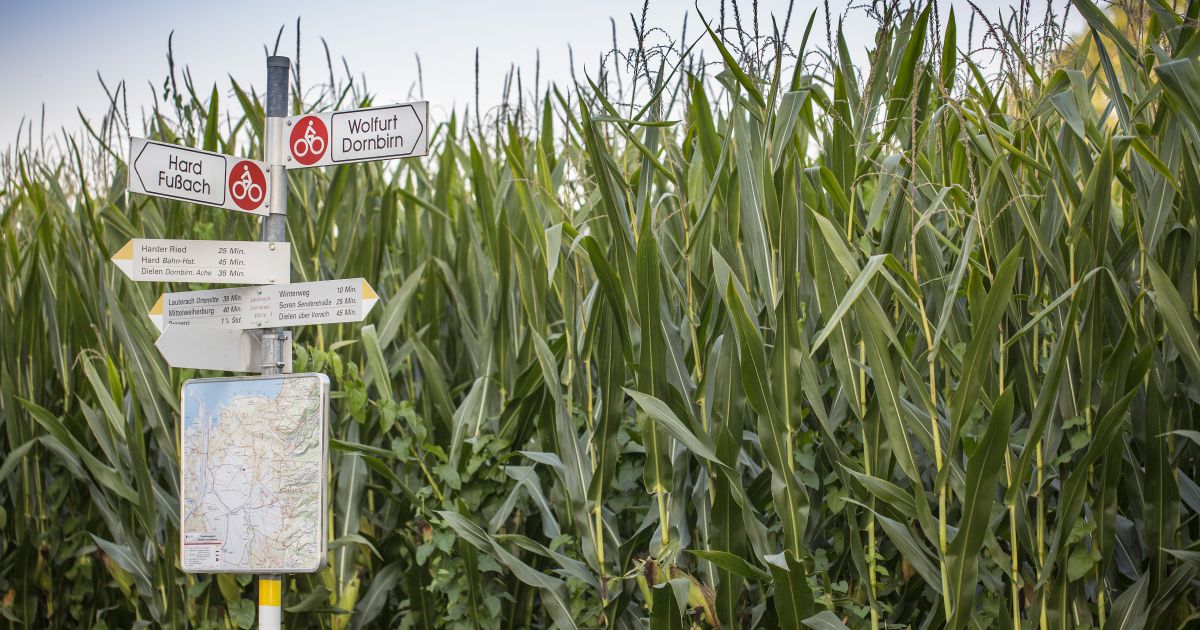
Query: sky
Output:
[[0, 0, 1082, 148]]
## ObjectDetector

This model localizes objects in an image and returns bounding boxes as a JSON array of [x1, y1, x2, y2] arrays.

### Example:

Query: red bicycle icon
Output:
[[227, 161, 266, 211], [231, 165, 263, 203], [289, 116, 328, 165], [293, 121, 325, 157]]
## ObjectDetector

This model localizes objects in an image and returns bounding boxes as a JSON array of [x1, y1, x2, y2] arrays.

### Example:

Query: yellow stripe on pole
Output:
[[258, 577, 281, 607]]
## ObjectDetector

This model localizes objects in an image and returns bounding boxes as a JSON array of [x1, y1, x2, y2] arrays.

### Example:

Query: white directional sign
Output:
[[156, 327, 293, 372], [111, 238, 290, 285], [128, 138, 271, 216], [148, 278, 379, 331], [285, 101, 427, 168]]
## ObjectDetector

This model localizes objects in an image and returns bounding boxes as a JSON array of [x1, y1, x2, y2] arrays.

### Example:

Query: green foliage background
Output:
[[2, 1, 1200, 627]]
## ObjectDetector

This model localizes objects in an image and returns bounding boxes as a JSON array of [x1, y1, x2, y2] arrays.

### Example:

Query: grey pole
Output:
[[258, 54, 290, 630], [261, 55, 291, 377]]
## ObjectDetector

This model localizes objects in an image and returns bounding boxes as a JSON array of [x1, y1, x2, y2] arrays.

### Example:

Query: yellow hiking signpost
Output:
[[116, 53, 427, 629]]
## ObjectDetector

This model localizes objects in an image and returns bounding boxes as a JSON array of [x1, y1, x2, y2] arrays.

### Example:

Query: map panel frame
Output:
[[179, 373, 329, 574]]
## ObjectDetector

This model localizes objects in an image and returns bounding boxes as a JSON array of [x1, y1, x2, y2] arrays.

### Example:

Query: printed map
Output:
[[181, 374, 327, 573]]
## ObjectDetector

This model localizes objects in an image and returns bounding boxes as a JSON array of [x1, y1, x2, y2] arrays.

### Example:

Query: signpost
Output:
[[119, 50, 428, 629], [155, 327, 292, 372], [285, 101, 428, 168], [111, 238, 290, 285], [128, 138, 271, 215], [146, 278, 379, 331]]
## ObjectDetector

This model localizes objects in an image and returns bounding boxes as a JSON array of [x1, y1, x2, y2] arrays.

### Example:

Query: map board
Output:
[[180, 374, 328, 573]]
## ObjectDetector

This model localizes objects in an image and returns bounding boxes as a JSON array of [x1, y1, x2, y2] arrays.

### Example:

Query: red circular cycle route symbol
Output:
[[228, 161, 267, 211], [290, 116, 328, 165]]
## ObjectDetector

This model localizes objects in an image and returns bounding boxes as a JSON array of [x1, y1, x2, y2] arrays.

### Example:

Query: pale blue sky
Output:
[[1, 0, 1079, 146]]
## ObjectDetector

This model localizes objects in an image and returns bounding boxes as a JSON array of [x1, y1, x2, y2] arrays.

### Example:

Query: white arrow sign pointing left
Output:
[[112, 238, 290, 285], [128, 138, 271, 216], [155, 327, 292, 372]]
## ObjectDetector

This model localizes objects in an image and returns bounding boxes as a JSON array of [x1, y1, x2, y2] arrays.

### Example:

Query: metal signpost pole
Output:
[[258, 54, 290, 630]]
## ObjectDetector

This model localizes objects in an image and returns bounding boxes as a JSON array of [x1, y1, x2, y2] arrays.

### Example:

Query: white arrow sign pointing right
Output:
[[284, 101, 428, 168]]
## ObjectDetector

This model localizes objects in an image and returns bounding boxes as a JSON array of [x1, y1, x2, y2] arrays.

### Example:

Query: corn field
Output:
[[3, 1, 1200, 628]]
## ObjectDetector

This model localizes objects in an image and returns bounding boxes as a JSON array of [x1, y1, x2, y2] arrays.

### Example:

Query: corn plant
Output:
[[2, 1, 1199, 628]]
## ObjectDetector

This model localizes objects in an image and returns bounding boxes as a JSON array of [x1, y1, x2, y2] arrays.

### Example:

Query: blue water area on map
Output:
[[182, 378, 286, 430]]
